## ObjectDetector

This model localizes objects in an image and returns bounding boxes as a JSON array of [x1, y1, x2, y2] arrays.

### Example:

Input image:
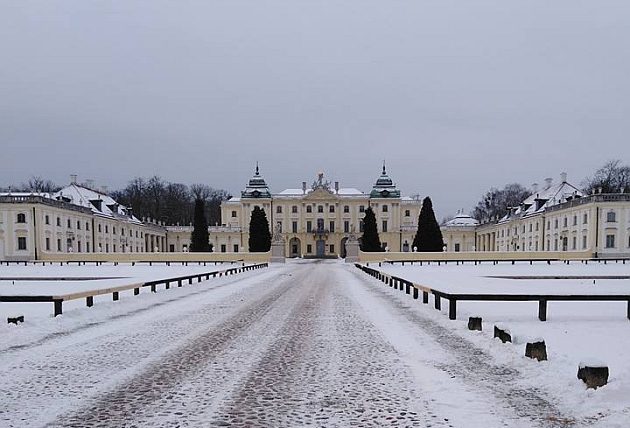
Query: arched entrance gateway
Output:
[[289, 237, 301, 258]]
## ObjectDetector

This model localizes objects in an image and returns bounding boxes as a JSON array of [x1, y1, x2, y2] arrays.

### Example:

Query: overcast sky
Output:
[[2, 1, 629, 218]]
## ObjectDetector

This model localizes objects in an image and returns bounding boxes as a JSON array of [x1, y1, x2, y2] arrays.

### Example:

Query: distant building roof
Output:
[[241, 163, 272, 199], [444, 211, 479, 227]]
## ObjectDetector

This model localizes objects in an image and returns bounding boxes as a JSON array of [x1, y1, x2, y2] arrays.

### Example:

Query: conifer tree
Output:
[[360, 206, 383, 252], [190, 198, 212, 252], [248, 206, 271, 252], [412, 197, 445, 252]]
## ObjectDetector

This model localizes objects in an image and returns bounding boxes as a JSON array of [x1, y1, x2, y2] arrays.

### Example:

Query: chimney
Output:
[[335, 181, 339, 194], [544, 177, 553, 190], [302, 181, 307, 194], [70, 174, 78, 184], [560, 172, 567, 183], [532, 183, 539, 193]]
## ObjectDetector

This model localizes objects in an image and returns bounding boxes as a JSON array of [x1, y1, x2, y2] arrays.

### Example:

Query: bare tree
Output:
[[472, 183, 532, 222], [583, 160, 630, 194]]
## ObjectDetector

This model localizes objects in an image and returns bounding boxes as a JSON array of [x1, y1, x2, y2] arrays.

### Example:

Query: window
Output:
[[233, 244, 239, 252], [45, 215, 50, 225], [572, 236, 577, 250], [317, 205, 324, 213], [360, 220, 364, 232], [454, 243, 460, 252], [343, 205, 349, 213], [307, 221, 312, 233], [522, 225, 525, 233], [113, 227, 116, 235], [606, 234, 616, 248], [121, 228, 125, 236], [329, 205, 335, 213], [563, 217, 567, 227], [573, 215, 577, 226], [607, 211, 616, 222], [405, 210, 410, 217], [292, 221, 298, 233], [547, 220, 551, 229], [16, 213, 26, 223], [77, 221, 81, 230], [307, 244, 312, 253], [583, 213, 588, 224], [330, 244, 335, 253], [67, 219, 71, 228], [382, 205, 388, 213], [98, 224, 102, 233], [382, 220, 388, 233], [18, 237, 27, 250], [359, 205, 365, 213], [536, 222, 539, 232], [56, 217, 61, 226], [292, 206, 298, 214], [46, 237, 50, 251], [106, 244, 109, 252], [529, 224, 532, 232], [86, 222, 90, 231], [57, 239, 62, 251], [113, 244, 117, 252], [221, 244, 226, 253], [554, 239, 558, 251], [306, 205, 312, 213], [554, 219, 558, 229], [77, 241, 82, 253], [231, 210, 237, 218], [87, 242, 90, 252], [329, 221, 335, 233], [583, 235, 587, 249], [344, 221, 349, 233], [277, 222, 282, 233], [276, 206, 282, 214]]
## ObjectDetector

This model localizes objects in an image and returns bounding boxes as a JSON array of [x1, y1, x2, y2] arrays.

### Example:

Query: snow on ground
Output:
[[372, 261, 630, 427], [0, 262, 243, 320]]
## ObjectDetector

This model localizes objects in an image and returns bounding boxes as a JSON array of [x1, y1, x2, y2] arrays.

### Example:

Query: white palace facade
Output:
[[2, 170, 629, 260], [441, 173, 630, 258]]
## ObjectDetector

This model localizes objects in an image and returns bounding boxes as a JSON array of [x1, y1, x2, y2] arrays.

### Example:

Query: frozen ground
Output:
[[0, 260, 627, 427]]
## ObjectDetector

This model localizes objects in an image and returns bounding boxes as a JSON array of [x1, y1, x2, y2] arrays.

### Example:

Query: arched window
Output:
[[607, 211, 616, 222], [16, 213, 26, 223]]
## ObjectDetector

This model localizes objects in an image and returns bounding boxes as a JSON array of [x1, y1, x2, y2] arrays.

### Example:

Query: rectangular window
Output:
[[67, 219, 71, 228], [405, 210, 410, 217], [554, 219, 558, 229], [105, 225, 109, 233], [113, 244, 117, 252], [292, 206, 298, 214], [292, 221, 298, 233], [77, 241, 82, 253], [382, 220, 388, 233], [606, 234, 615, 248], [572, 236, 577, 250], [276, 205, 282, 214], [56, 217, 61, 226], [344, 221, 349, 233], [232, 210, 237, 217], [583, 235, 587, 249], [46, 237, 50, 251], [330, 244, 335, 253], [454, 243, 460, 252], [583, 213, 588, 224], [307, 244, 312, 253], [45, 215, 50, 225], [233, 244, 239, 252], [359, 205, 365, 213], [329, 205, 335, 213], [307, 221, 312, 233], [18, 237, 27, 250], [343, 205, 349, 213], [360, 220, 364, 232], [318, 205, 324, 213], [573, 216, 577, 226], [329, 221, 334, 232], [563, 217, 567, 227], [86, 222, 90, 231], [221, 244, 226, 253], [536, 223, 539, 232], [87, 242, 90, 252], [77, 221, 81, 230], [57, 239, 62, 251], [106, 244, 109, 252], [529, 224, 532, 232], [382, 205, 388, 212], [306, 205, 312, 213]]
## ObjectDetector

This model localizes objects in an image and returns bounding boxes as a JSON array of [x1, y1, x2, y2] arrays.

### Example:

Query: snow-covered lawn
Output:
[[0, 262, 242, 320], [371, 261, 630, 425]]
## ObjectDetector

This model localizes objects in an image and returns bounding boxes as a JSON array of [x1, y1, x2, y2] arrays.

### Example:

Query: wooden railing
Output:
[[355, 264, 630, 322], [0, 263, 268, 317]]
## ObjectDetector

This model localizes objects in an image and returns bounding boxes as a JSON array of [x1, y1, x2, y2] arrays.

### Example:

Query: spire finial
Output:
[[382, 160, 386, 175], [255, 161, 259, 176]]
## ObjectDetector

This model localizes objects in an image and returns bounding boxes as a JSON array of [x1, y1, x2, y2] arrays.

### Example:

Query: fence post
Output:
[[134, 287, 140, 295], [86, 296, 93, 307], [413, 287, 418, 299], [538, 299, 547, 321], [423, 291, 429, 304], [113, 292, 119, 301], [627, 300, 630, 320], [151, 284, 156, 293], [449, 299, 457, 320], [54, 300, 63, 316], [434, 293, 441, 310]]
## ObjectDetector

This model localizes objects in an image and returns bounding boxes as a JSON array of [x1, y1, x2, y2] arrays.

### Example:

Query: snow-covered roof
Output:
[[273, 187, 366, 198], [0, 192, 53, 198], [54, 184, 142, 223], [499, 176, 584, 223], [444, 212, 480, 227]]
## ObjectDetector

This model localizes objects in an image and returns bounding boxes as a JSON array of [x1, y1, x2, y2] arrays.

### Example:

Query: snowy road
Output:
[[1, 261, 581, 427]]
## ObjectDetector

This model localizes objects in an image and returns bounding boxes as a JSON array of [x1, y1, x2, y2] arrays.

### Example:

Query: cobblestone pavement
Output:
[[1, 261, 576, 427]]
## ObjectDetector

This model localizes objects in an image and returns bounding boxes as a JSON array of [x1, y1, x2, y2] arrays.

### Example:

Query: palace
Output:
[[166, 164, 423, 257], [441, 173, 630, 258], [2, 169, 629, 260]]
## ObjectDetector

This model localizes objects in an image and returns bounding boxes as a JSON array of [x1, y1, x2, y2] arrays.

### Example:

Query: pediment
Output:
[[304, 188, 337, 201]]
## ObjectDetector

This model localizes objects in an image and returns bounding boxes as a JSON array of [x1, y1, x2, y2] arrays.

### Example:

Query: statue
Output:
[[272, 221, 285, 243]]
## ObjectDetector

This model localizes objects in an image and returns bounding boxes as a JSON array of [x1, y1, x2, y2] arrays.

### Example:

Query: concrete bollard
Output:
[[578, 364, 609, 389], [525, 340, 547, 361], [494, 325, 512, 343], [468, 317, 482, 331]]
